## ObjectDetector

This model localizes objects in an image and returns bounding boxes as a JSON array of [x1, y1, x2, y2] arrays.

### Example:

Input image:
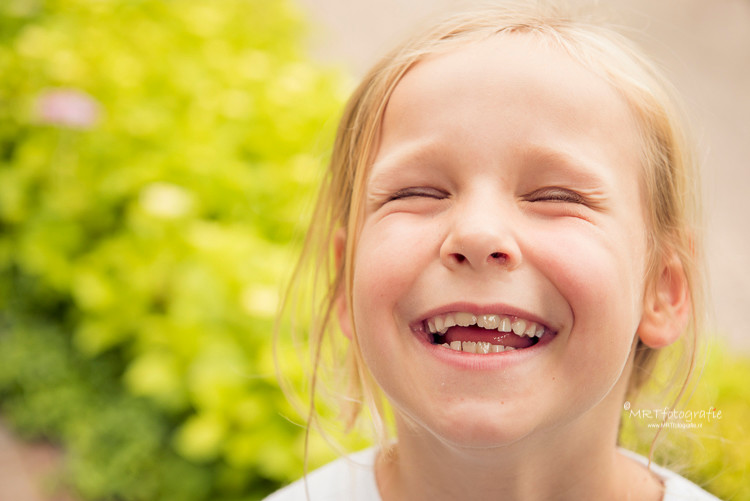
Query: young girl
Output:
[[270, 3, 720, 500]]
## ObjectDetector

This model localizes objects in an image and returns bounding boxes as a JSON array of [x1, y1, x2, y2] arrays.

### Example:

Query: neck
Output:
[[375, 399, 662, 501]]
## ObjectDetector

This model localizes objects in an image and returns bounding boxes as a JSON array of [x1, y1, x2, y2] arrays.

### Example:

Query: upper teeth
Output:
[[426, 312, 545, 338]]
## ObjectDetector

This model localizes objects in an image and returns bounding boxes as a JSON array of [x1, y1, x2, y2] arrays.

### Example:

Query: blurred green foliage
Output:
[[0, 0, 350, 498], [0, 1, 748, 501], [620, 343, 750, 500]]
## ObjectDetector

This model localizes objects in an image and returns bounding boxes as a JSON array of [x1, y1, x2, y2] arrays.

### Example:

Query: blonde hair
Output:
[[278, 1, 705, 459]]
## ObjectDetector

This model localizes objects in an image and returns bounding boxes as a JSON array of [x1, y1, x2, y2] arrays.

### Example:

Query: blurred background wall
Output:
[[297, 0, 750, 352]]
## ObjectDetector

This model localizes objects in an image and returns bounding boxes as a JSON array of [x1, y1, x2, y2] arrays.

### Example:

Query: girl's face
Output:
[[345, 34, 649, 447]]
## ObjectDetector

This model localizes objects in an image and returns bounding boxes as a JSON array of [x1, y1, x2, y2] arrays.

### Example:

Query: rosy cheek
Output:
[[526, 223, 641, 326], [354, 218, 435, 300]]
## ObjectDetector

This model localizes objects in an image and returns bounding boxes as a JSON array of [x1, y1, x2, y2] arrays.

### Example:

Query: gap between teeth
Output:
[[427, 313, 545, 338]]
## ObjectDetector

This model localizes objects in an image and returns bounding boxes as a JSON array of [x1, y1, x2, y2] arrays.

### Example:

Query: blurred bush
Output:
[[0, 0, 350, 499], [619, 343, 750, 500]]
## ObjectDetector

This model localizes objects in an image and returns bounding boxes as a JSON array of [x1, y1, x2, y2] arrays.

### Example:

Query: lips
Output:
[[421, 310, 555, 354]]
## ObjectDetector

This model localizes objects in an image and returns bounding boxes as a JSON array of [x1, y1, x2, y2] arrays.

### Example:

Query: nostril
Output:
[[489, 252, 507, 261], [454, 254, 467, 263]]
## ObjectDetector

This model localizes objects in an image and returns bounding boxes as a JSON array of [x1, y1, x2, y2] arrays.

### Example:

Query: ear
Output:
[[637, 250, 691, 349], [334, 229, 354, 340]]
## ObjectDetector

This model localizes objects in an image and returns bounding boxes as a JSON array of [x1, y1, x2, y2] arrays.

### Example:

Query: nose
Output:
[[439, 196, 521, 272]]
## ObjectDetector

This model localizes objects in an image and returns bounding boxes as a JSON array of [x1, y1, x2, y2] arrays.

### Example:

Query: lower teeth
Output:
[[441, 341, 516, 353]]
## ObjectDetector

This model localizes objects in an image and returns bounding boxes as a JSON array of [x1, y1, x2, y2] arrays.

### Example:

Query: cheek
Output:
[[351, 217, 439, 320], [529, 220, 647, 332]]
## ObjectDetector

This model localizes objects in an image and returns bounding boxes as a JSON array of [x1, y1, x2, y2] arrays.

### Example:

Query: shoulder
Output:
[[618, 448, 722, 501], [263, 448, 380, 501], [657, 467, 723, 501]]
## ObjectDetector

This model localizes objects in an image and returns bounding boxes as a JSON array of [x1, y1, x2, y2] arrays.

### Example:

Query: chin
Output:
[[401, 402, 547, 450]]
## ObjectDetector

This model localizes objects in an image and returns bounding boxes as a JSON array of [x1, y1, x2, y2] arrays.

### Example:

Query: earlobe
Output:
[[637, 251, 691, 349], [334, 229, 354, 340]]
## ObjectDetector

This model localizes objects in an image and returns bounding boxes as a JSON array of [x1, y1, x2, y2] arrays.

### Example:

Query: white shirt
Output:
[[265, 447, 721, 500]]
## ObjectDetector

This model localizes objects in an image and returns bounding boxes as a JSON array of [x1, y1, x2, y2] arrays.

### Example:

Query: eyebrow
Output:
[[367, 139, 440, 186], [521, 145, 614, 189], [367, 140, 616, 191]]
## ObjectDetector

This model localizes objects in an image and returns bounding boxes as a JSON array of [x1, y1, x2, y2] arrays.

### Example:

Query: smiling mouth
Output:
[[425, 312, 552, 354]]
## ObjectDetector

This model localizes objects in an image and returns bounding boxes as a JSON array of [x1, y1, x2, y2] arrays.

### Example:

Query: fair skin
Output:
[[338, 34, 688, 500]]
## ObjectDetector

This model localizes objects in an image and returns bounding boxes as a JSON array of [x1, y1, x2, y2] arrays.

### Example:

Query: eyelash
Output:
[[526, 187, 586, 204], [388, 187, 448, 202], [386, 186, 586, 205]]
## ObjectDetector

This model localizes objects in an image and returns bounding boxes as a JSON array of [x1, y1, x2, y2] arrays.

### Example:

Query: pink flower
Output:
[[35, 88, 101, 129]]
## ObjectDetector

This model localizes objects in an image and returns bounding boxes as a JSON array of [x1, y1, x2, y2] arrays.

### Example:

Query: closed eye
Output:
[[526, 187, 586, 204], [388, 186, 448, 202]]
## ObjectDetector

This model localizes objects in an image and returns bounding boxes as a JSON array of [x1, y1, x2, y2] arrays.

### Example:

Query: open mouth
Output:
[[425, 312, 552, 354]]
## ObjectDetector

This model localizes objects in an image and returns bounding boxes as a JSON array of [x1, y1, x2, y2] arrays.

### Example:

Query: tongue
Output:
[[443, 326, 535, 349]]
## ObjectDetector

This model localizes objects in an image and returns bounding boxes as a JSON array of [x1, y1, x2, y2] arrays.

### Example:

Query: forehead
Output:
[[373, 33, 642, 182]]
